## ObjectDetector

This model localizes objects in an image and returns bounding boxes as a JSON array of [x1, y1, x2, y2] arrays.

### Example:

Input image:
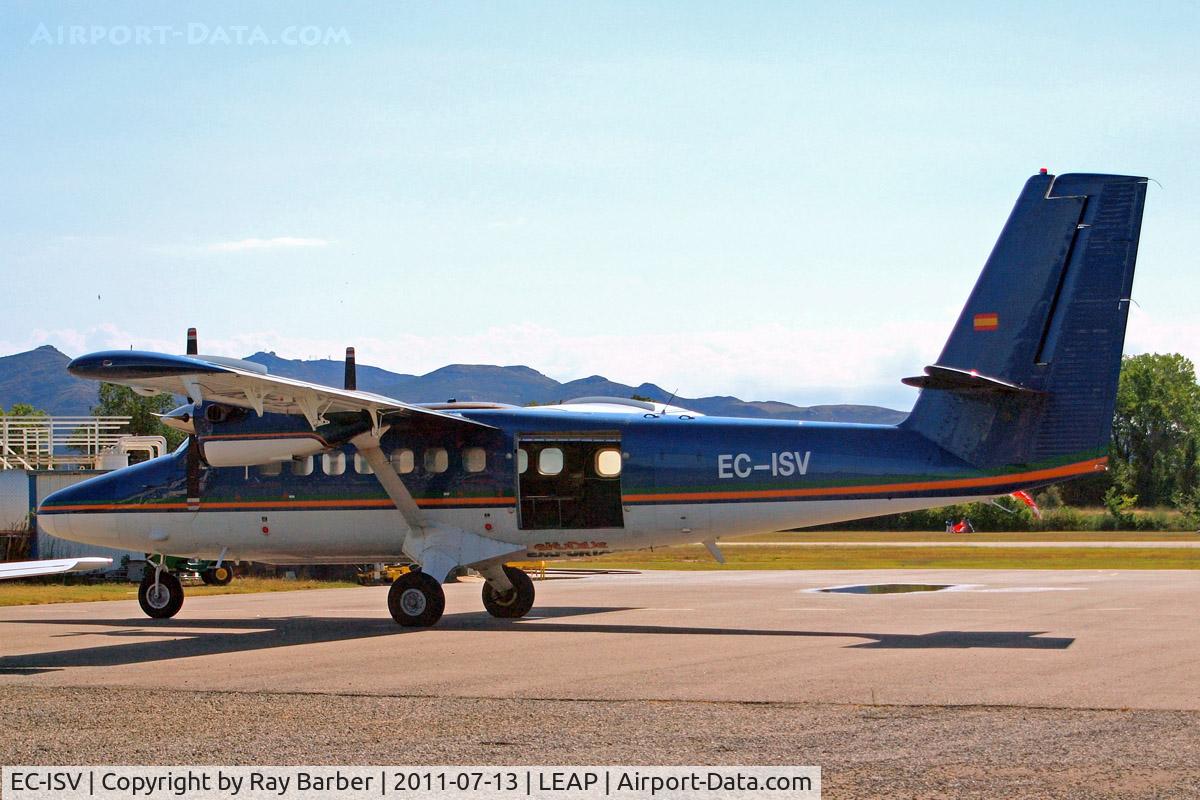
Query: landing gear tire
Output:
[[202, 565, 233, 586], [387, 570, 445, 627], [138, 571, 184, 619], [482, 565, 535, 619]]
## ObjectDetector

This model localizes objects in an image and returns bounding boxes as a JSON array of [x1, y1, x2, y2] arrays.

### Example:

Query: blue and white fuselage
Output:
[[38, 400, 1101, 564], [35, 172, 1149, 625]]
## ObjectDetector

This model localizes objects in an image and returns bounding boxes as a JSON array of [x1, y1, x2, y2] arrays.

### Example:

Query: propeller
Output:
[[186, 432, 201, 511], [185, 328, 200, 509], [344, 346, 356, 391]]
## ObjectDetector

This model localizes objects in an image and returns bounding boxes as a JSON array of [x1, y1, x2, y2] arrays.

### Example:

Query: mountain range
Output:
[[0, 346, 906, 424]]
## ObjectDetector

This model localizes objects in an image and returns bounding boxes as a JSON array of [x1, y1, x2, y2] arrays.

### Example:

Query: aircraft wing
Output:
[[68, 351, 493, 431], [0, 557, 112, 580]]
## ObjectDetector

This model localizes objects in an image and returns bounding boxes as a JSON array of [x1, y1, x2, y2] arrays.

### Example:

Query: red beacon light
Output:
[[1039, 167, 1048, 175]]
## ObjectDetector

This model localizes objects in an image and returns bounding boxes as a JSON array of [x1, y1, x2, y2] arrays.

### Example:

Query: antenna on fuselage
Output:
[[344, 347, 357, 391], [186, 327, 198, 356]]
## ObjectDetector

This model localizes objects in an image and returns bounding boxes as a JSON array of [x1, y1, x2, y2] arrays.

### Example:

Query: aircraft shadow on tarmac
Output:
[[0, 606, 1073, 673]]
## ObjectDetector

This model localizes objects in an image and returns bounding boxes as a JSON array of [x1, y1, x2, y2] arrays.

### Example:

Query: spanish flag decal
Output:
[[974, 313, 999, 330]]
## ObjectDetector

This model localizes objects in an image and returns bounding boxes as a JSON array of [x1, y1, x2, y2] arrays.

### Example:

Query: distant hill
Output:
[[244, 352, 906, 424], [0, 346, 98, 416], [0, 346, 906, 424]]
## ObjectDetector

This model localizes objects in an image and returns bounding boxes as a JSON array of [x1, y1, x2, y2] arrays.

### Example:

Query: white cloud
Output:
[[206, 237, 330, 252], [1124, 305, 1200, 364]]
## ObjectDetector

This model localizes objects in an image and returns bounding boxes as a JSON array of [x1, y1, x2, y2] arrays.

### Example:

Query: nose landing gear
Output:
[[138, 566, 184, 619], [482, 565, 535, 619]]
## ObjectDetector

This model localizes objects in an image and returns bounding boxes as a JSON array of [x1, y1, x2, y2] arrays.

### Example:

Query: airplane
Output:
[[33, 171, 1148, 626]]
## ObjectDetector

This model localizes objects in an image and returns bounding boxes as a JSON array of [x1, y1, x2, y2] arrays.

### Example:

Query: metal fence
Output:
[[0, 415, 132, 470]]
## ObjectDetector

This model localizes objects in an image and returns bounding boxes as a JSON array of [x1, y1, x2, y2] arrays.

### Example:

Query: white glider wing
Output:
[[0, 557, 112, 580]]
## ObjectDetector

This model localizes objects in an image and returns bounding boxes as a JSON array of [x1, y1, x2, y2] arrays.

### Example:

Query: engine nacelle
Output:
[[194, 403, 367, 467]]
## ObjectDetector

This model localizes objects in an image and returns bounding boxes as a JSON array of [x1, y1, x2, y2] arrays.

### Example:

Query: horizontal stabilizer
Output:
[[901, 365, 1043, 394]]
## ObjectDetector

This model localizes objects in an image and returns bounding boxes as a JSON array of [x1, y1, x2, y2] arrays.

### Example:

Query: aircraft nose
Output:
[[35, 504, 73, 541], [38, 476, 119, 549]]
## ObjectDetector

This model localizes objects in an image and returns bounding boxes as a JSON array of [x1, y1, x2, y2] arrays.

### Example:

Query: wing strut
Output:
[[351, 432, 523, 585], [352, 431, 424, 532]]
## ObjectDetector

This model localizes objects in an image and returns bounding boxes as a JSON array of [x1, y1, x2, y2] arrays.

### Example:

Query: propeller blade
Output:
[[344, 346, 357, 391], [186, 435, 201, 510]]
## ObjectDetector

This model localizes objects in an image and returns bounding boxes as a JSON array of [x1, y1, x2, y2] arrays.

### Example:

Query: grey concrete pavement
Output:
[[2, 569, 1196, 711], [722, 540, 1200, 547]]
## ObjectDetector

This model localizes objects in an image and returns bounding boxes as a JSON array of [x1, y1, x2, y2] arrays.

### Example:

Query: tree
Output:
[[1109, 353, 1200, 507], [92, 384, 187, 450], [0, 403, 49, 461], [1, 403, 47, 416]]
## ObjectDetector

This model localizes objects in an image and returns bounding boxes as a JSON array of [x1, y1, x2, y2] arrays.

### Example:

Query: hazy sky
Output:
[[2, 2, 1196, 410]]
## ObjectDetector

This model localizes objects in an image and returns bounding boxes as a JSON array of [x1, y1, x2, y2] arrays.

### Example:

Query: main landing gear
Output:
[[385, 565, 536, 627], [388, 570, 446, 627], [482, 565, 535, 619], [138, 567, 184, 619]]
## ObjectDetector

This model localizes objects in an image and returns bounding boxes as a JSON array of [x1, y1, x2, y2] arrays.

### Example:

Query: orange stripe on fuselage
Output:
[[620, 457, 1107, 503], [39, 458, 1108, 513], [41, 497, 516, 512], [202, 432, 329, 442]]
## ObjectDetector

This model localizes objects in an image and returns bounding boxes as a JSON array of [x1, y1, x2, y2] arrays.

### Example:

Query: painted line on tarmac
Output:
[[722, 541, 1200, 548]]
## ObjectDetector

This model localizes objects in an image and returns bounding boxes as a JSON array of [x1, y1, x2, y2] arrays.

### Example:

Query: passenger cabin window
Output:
[[292, 456, 313, 476], [424, 447, 448, 473], [259, 461, 282, 477], [322, 451, 346, 476], [595, 448, 622, 478], [517, 448, 528, 474], [353, 454, 374, 475], [391, 449, 414, 474], [463, 447, 486, 473], [538, 447, 564, 476]]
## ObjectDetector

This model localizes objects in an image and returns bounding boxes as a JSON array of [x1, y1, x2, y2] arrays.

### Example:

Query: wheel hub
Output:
[[146, 584, 170, 609], [400, 587, 427, 616]]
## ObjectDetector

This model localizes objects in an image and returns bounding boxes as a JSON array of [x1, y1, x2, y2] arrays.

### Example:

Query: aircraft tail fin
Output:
[[902, 172, 1148, 472]]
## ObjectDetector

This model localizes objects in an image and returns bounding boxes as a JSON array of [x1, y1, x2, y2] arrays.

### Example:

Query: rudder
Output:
[[903, 172, 1148, 472]]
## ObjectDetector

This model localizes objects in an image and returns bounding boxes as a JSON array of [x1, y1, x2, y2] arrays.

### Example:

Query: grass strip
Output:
[[0, 578, 360, 607], [555, 544, 1200, 570]]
